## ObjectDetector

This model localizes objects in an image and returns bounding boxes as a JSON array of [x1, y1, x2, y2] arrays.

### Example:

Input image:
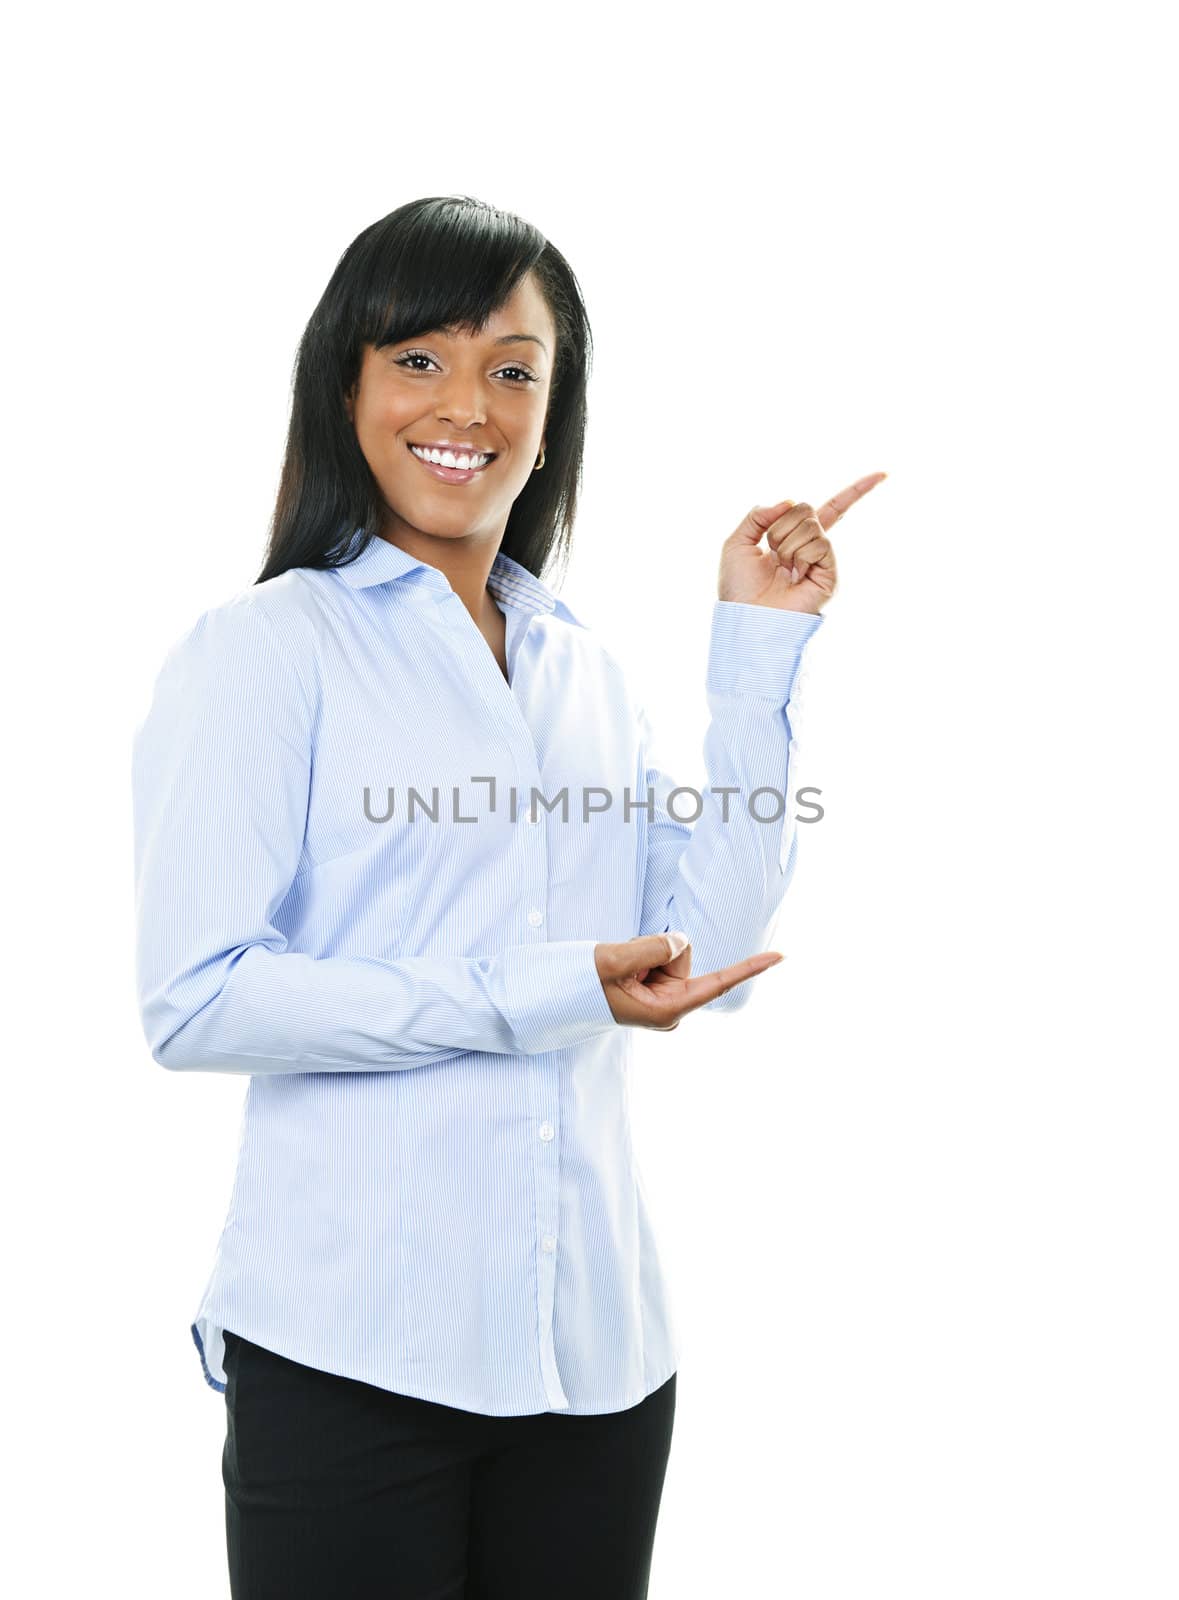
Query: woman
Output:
[[131, 194, 883, 1599]]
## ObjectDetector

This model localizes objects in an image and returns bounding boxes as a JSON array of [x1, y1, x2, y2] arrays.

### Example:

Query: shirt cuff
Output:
[[706, 600, 825, 704], [496, 938, 619, 1055]]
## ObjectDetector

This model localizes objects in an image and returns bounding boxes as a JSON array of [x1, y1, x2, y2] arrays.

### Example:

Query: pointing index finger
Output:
[[678, 951, 783, 1013], [816, 471, 888, 530]]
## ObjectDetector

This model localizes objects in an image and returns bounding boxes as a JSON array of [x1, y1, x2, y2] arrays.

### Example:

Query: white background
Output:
[[4, 1, 1175, 1595]]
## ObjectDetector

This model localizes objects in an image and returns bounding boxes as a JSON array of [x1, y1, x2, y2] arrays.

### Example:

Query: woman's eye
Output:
[[394, 351, 537, 384]]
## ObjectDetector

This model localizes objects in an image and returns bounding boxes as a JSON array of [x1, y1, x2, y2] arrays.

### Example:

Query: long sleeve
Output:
[[131, 596, 618, 1075], [635, 599, 824, 1010]]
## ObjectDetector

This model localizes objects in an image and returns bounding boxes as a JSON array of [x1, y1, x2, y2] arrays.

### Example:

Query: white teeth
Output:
[[411, 445, 492, 471]]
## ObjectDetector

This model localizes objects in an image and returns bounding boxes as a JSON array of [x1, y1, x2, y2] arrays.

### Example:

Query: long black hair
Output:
[[255, 195, 593, 589]]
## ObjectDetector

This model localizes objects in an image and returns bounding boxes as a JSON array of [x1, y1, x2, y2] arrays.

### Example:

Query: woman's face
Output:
[[344, 271, 557, 545]]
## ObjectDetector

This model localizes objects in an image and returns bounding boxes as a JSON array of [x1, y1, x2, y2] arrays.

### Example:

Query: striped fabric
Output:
[[131, 527, 823, 1416]]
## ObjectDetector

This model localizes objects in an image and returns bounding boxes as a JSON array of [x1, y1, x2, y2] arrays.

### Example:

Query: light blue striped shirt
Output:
[[131, 527, 823, 1415]]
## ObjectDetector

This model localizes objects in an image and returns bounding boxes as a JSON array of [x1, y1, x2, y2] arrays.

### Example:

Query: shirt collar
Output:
[[330, 528, 586, 629]]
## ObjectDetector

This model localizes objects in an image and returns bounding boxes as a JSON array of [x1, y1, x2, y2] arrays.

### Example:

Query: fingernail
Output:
[[665, 929, 689, 959]]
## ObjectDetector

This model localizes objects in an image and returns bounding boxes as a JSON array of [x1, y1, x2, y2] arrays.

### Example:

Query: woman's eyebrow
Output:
[[494, 333, 548, 354], [429, 326, 549, 355]]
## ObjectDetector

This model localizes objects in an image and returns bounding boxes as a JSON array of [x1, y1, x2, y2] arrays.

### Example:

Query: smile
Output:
[[408, 443, 496, 482]]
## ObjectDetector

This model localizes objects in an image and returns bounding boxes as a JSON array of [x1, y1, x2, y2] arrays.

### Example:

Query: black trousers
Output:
[[222, 1329, 677, 1599]]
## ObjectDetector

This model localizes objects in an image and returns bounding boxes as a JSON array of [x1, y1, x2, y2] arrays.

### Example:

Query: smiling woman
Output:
[[133, 192, 827, 1600]]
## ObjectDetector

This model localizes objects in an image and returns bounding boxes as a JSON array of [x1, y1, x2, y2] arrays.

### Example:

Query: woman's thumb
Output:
[[629, 930, 689, 971], [597, 931, 691, 985], [730, 499, 796, 545]]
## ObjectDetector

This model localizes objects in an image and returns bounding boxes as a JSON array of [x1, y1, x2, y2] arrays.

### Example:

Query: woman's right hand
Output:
[[594, 931, 783, 1030]]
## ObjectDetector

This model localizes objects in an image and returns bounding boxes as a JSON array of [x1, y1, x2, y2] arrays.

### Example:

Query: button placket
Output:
[[521, 787, 563, 1401], [438, 589, 567, 1408], [533, 1089, 565, 1406], [531, 1018, 563, 1403]]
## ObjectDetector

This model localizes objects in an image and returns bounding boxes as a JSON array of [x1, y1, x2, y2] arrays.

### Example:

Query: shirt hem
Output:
[[192, 1314, 675, 1416], [191, 1321, 227, 1394]]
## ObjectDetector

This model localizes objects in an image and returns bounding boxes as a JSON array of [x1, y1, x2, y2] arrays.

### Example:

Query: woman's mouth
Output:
[[407, 443, 497, 484]]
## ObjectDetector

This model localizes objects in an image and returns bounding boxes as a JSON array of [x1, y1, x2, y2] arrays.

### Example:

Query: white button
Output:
[[527, 908, 544, 926], [541, 1235, 557, 1252], [538, 1121, 555, 1141]]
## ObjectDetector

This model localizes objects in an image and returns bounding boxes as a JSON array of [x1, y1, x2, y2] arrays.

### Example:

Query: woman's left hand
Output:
[[717, 472, 887, 613]]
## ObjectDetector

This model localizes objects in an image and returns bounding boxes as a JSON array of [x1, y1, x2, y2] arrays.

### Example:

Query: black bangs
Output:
[[355, 197, 542, 354]]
